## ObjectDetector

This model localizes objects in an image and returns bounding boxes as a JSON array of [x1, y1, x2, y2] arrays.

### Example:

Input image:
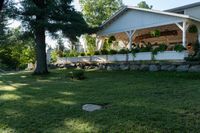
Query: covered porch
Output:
[[96, 6, 200, 60]]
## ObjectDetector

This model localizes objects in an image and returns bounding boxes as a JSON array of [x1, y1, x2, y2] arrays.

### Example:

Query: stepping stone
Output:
[[82, 104, 102, 112]]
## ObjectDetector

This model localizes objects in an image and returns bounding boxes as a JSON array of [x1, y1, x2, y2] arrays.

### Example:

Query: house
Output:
[[94, 2, 200, 60]]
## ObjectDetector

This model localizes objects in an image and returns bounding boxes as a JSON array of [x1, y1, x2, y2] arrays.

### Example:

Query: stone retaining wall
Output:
[[51, 61, 200, 72]]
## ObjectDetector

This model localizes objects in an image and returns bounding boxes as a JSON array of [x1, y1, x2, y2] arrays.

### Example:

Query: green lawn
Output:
[[0, 69, 200, 133]]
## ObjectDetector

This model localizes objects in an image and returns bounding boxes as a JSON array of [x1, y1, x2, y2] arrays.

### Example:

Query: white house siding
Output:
[[98, 9, 184, 35], [185, 6, 200, 19]]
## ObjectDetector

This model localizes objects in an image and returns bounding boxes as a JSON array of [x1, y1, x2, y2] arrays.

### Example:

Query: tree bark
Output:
[[33, 16, 48, 75], [0, 0, 4, 11]]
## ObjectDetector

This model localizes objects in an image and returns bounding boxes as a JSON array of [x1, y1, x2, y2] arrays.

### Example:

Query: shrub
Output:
[[185, 55, 200, 62], [18, 64, 28, 70], [188, 25, 198, 33], [63, 51, 70, 57], [57, 50, 64, 57], [150, 29, 161, 37], [193, 41, 200, 55], [152, 44, 167, 55], [94, 51, 100, 55], [70, 70, 85, 80], [174, 44, 186, 52], [108, 36, 116, 44], [69, 50, 79, 57], [86, 53, 91, 56], [118, 49, 129, 54], [140, 44, 152, 52], [131, 47, 140, 57], [109, 50, 118, 55], [85, 35, 96, 55], [101, 49, 109, 55], [80, 52, 85, 56], [185, 51, 200, 62]]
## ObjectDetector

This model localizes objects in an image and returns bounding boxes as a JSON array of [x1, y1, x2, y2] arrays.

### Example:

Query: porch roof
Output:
[[97, 6, 200, 36]]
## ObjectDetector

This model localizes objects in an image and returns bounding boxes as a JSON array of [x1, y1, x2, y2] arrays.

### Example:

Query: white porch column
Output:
[[125, 30, 136, 50], [96, 37, 105, 50], [96, 37, 100, 50], [182, 21, 187, 47], [82, 35, 87, 53], [176, 21, 189, 47]]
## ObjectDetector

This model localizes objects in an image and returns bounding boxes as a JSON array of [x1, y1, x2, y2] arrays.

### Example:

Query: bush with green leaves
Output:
[[0, 28, 35, 70], [188, 25, 198, 33], [131, 47, 140, 57], [51, 50, 58, 63], [150, 30, 161, 37], [80, 53, 85, 56], [85, 35, 96, 55], [101, 49, 109, 55], [70, 70, 85, 80], [109, 50, 118, 55], [192, 41, 200, 55], [185, 52, 200, 62], [70, 50, 79, 57], [152, 44, 167, 55], [108, 36, 116, 44], [94, 51, 100, 55], [118, 49, 129, 54], [86, 53, 91, 56], [174, 44, 186, 52], [140, 44, 152, 52]]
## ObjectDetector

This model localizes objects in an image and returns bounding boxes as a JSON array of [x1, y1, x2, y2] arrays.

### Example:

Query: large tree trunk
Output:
[[0, 0, 4, 11], [33, 17, 48, 75]]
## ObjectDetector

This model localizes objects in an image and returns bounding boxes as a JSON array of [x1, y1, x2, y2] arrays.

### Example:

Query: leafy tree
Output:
[[0, 0, 10, 44], [137, 1, 153, 9], [10, 0, 89, 74], [80, 0, 123, 27], [85, 35, 96, 55], [0, 28, 35, 70]]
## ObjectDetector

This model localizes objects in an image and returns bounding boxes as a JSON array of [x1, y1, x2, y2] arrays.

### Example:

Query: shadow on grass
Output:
[[0, 70, 200, 132]]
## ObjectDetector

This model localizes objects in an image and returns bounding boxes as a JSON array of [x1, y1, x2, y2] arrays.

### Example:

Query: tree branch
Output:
[[32, 0, 45, 8]]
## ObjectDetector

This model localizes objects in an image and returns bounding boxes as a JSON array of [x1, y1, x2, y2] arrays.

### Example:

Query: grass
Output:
[[0, 69, 200, 132]]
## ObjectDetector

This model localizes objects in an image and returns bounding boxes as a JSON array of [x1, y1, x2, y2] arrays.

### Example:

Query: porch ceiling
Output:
[[114, 24, 197, 45]]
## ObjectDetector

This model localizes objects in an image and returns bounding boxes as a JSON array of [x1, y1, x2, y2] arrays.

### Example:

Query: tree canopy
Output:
[[137, 1, 153, 9], [7, 0, 89, 74], [80, 0, 123, 27]]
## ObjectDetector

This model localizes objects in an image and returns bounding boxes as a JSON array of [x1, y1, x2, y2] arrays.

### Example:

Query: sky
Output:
[[74, 0, 200, 11]]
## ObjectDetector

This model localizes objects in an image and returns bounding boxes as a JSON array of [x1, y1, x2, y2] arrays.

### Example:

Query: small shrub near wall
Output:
[[109, 50, 118, 55], [101, 49, 109, 55], [69, 70, 86, 80], [94, 51, 101, 55], [152, 44, 167, 55], [118, 49, 129, 54], [174, 44, 186, 52]]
